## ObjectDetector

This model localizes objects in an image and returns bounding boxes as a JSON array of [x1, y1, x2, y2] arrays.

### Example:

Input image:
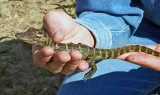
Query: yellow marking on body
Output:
[[111, 50, 114, 58], [159, 52, 160, 56], [71, 46, 74, 50], [117, 48, 121, 56], [71, 43, 76, 50], [105, 50, 108, 59], [138, 45, 142, 52], [123, 48, 126, 54], [45, 35, 49, 45], [65, 43, 69, 52], [145, 47, 148, 53], [49, 37, 52, 46], [93, 48, 95, 55], [47, 37, 51, 46], [152, 50, 155, 56], [133, 46, 136, 52], [99, 49, 102, 55], [55, 43, 59, 49], [89, 63, 95, 66], [79, 44, 82, 52], [87, 47, 90, 52], [129, 46, 135, 52]]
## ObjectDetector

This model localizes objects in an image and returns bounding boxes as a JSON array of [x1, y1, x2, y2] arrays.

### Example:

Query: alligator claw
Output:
[[83, 63, 97, 82]]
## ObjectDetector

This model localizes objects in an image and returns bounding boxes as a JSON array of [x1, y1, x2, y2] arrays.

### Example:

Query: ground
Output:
[[0, 0, 75, 94]]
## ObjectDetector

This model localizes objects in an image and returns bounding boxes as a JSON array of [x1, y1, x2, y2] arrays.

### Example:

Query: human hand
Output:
[[117, 44, 160, 71], [32, 11, 95, 75]]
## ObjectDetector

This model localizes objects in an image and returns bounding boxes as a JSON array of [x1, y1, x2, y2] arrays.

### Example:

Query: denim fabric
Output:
[[75, 0, 160, 49], [141, 0, 160, 25], [58, 18, 160, 95], [76, 0, 144, 42], [58, 0, 160, 95], [75, 12, 131, 49]]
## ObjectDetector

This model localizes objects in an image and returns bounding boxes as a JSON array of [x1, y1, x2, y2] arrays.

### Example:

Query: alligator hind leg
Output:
[[83, 57, 97, 81]]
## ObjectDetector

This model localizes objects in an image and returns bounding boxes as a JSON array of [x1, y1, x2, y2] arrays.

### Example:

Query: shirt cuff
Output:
[[75, 17, 112, 49]]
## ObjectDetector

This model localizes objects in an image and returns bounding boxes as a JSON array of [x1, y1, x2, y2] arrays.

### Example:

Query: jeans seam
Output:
[[144, 4, 160, 10], [140, 79, 160, 95], [110, 25, 130, 33]]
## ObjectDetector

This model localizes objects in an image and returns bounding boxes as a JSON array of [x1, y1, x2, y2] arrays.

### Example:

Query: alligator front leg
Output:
[[83, 57, 97, 81]]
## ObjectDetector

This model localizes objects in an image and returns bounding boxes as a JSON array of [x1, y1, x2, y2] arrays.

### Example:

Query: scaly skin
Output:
[[16, 27, 160, 81]]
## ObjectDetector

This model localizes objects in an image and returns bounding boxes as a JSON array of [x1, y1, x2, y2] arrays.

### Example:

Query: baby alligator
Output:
[[16, 27, 160, 81]]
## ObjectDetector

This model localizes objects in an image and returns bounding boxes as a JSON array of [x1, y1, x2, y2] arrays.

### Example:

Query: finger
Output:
[[32, 46, 54, 67], [117, 44, 160, 60], [77, 60, 89, 72], [143, 45, 158, 50], [126, 54, 160, 71], [116, 52, 140, 60], [46, 51, 71, 74], [61, 50, 82, 75], [32, 45, 42, 54], [43, 11, 65, 43], [155, 44, 160, 52]]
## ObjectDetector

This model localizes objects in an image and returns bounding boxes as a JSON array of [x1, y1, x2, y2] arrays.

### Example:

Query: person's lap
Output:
[[58, 18, 160, 95]]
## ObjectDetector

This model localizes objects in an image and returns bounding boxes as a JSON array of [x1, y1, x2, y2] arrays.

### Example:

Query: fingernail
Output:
[[53, 30, 61, 37], [32, 45, 42, 54], [52, 30, 62, 43]]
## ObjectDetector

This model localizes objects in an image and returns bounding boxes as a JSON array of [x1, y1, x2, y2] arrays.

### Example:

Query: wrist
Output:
[[75, 23, 96, 47]]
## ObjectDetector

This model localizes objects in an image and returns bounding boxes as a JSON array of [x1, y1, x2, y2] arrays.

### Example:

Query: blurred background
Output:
[[0, 0, 76, 94]]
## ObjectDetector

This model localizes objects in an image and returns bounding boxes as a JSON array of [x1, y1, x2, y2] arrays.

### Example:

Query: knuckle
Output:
[[43, 11, 55, 24], [46, 11, 57, 16], [47, 67, 60, 74], [61, 71, 72, 75], [44, 11, 54, 19], [33, 56, 47, 68], [60, 56, 71, 63], [154, 65, 160, 71], [46, 62, 62, 74], [70, 51, 82, 60], [51, 70, 60, 74], [54, 52, 71, 63], [153, 60, 160, 71], [44, 11, 61, 20], [155, 45, 160, 52], [34, 62, 44, 68], [70, 61, 79, 65], [155, 67, 160, 71]]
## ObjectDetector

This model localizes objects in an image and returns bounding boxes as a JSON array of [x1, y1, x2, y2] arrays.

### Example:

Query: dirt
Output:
[[0, 0, 76, 95]]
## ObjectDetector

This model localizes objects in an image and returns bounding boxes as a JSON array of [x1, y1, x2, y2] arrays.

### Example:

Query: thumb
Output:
[[43, 11, 65, 43]]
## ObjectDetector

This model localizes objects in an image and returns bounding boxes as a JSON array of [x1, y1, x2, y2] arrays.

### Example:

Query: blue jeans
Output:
[[58, 18, 160, 95]]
